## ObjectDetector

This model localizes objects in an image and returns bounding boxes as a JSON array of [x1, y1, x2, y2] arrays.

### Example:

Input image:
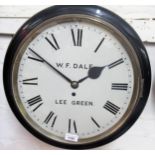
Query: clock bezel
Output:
[[3, 5, 151, 149], [11, 14, 141, 146]]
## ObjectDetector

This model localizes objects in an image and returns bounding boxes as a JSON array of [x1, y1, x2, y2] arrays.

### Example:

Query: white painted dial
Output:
[[15, 18, 134, 142]]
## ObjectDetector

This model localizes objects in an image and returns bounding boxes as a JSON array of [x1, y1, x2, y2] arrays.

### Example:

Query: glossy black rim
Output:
[[3, 5, 151, 149]]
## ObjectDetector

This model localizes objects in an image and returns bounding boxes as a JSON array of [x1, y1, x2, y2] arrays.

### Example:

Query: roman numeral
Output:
[[68, 119, 77, 133], [108, 58, 124, 69], [104, 101, 120, 115], [27, 95, 42, 106], [94, 37, 105, 52], [91, 117, 100, 128], [22, 77, 38, 85], [27, 95, 43, 112], [112, 83, 128, 91], [28, 48, 44, 62], [45, 33, 60, 50], [71, 29, 83, 46], [28, 56, 44, 62], [44, 111, 57, 127]]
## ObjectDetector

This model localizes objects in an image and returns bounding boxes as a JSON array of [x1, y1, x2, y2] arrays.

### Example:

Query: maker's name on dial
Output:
[[55, 99, 93, 106], [56, 62, 93, 69]]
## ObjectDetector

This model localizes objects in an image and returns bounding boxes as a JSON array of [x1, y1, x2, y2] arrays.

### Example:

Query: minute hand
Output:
[[30, 48, 72, 83]]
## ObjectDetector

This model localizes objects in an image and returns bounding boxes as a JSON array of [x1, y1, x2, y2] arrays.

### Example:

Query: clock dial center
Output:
[[71, 81, 79, 89]]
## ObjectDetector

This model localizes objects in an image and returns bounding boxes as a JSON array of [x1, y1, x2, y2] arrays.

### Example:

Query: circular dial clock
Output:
[[3, 6, 151, 149]]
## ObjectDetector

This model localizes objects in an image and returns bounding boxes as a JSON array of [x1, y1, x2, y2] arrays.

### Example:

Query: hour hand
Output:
[[78, 66, 107, 83]]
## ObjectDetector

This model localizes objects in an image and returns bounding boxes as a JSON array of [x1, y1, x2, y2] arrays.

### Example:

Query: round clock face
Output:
[[4, 6, 151, 149], [16, 18, 134, 138], [16, 18, 135, 139]]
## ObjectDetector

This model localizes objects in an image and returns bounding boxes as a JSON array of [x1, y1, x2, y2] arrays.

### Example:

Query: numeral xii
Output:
[[71, 29, 83, 46]]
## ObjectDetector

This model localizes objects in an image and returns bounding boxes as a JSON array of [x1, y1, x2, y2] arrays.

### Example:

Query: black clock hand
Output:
[[78, 65, 107, 83], [29, 48, 72, 83]]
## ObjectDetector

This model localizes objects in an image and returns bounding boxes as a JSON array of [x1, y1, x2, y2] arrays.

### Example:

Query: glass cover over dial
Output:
[[12, 15, 141, 144]]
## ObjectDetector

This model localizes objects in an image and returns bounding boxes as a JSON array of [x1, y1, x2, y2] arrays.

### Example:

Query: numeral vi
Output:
[[68, 119, 77, 133]]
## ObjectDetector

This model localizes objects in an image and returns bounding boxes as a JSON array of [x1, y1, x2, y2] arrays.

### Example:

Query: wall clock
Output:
[[3, 5, 151, 149]]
